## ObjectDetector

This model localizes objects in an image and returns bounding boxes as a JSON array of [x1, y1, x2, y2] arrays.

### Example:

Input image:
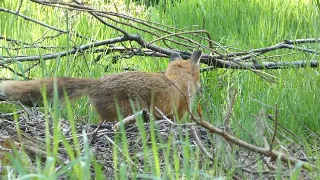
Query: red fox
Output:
[[0, 50, 202, 122]]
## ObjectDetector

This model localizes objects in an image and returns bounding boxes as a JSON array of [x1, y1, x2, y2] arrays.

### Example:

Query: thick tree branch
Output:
[[1, 34, 319, 69]]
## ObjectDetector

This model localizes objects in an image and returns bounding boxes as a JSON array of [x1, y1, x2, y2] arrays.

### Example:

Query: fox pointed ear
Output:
[[169, 52, 182, 62], [190, 50, 202, 64]]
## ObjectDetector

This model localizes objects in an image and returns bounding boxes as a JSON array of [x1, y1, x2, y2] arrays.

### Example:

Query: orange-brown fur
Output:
[[0, 50, 202, 122]]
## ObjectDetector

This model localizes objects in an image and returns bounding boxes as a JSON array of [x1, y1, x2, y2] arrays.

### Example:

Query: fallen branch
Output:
[[2, 33, 319, 69], [195, 118, 315, 171], [113, 109, 150, 132]]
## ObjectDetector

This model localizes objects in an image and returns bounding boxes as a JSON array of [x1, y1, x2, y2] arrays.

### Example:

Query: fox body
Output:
[[0, 50, 202, 122]]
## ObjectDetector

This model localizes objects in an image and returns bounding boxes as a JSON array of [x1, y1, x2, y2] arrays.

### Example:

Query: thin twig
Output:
[[269, 104, 278, 151], [0, 65, 29, 79], [190, 125, 214, 161], [0, 110, 25, 117], [224, 87, 237, 134], [88, 120, 106, 145]]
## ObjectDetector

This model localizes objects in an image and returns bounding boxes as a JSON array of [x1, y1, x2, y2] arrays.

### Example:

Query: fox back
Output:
[[88, 50, 202, 121]]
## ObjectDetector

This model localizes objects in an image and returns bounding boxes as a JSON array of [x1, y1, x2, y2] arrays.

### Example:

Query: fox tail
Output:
[[0, 77, 96, 106]]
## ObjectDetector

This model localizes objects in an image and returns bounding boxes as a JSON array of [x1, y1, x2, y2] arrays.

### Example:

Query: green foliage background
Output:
[[1, 0, 320, 178]]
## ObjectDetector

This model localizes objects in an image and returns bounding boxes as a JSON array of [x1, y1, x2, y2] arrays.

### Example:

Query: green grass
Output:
[[151, 0, 320, 137], [1, 0, 320, 179]]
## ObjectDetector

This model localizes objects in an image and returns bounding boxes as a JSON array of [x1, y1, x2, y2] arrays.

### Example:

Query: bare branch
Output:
[[201, 59, 319, 71], [0, 7, 91, 41], [223, 38, 320, 59], [72, 0, 129, 36], [0, 7, 66, 33], [113, 109, 150, 132], [0, 36, 33, 46], [194, 118, 316, 171], [190, 125, 214, 161], [0, 36, 127, 64], [0, 64, 28, 79]]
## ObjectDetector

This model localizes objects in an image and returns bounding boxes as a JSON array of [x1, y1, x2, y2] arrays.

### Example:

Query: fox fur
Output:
[[0, 50, 202, 122]]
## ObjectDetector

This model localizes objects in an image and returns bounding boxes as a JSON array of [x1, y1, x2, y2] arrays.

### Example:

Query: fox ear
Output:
[[190, 50, 202, 64], [169, 52, 182, 62]]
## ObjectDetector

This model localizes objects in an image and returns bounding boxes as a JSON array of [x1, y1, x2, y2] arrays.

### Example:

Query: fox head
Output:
[[165, 50, 202, 92]]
